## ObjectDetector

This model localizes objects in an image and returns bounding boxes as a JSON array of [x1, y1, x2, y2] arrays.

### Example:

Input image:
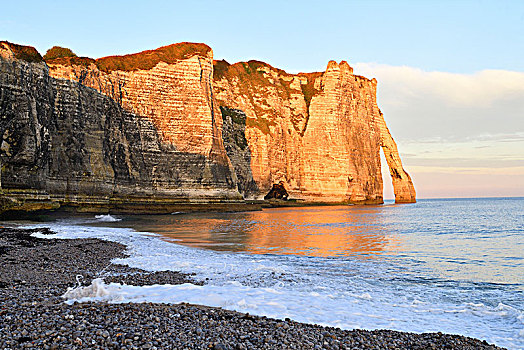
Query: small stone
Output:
[[213, 343, 228, 350]]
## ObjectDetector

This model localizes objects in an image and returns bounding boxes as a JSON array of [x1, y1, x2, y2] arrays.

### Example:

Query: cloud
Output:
[[403, 157, 524, 169], [355, 63, 524, 107], [353, 63, 524, 142], [407, 166, 524, 176]]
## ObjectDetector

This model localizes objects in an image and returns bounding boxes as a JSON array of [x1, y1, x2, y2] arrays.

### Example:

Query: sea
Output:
[[23, 198, 523, 349]]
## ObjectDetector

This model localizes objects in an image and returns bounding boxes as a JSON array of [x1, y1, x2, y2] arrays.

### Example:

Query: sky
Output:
[[2, 0, 523, 198]]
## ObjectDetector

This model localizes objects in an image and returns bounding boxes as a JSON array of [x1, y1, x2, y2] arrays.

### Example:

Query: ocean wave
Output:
[[27, 219, 524, 350], [94, 214, 121, 222]]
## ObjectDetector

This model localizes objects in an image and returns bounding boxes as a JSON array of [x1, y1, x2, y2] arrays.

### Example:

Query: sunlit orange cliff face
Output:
[[0, 41, 415, 214], [214, 59, 416, 203]]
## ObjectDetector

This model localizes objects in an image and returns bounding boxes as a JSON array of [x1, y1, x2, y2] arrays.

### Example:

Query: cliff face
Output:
[[0, 41, 415, 213], [0, 41, 240, 213], [46, 44, 228, 163], [214, 60, 416, 203]]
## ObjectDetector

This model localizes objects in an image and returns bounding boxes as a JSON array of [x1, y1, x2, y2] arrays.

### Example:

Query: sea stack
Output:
[[0, 41, 415, 214]]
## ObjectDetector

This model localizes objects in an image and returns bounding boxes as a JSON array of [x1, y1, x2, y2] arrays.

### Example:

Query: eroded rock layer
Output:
[[0, 40, 415, 213]]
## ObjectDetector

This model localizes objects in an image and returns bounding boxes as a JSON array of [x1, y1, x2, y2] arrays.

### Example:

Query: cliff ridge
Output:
[[0, 41, 415, 214]]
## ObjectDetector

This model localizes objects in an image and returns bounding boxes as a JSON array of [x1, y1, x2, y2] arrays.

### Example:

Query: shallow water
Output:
[[25, 198, 524, 349]]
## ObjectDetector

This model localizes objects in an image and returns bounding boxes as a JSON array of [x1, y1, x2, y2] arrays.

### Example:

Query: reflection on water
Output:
[[94, 198, 524, 286], [110, 206, 402, 258], [237, 207, 400, 257]]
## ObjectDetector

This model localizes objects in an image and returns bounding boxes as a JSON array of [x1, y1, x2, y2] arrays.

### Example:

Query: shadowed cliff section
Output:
[[220, 106, 259, 198], [0, 41, 243, 214]]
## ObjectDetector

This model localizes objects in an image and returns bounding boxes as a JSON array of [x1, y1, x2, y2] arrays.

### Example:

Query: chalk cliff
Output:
[[0, 41, 415, 214], [0, 41, 241, 213], [214, 60, 416, 203]]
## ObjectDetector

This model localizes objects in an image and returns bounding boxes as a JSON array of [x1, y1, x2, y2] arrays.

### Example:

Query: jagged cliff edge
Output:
[[0, 41, 415, 214]]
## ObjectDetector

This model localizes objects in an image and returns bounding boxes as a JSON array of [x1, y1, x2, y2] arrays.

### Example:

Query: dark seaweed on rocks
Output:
[[0, 228, 505, 349]]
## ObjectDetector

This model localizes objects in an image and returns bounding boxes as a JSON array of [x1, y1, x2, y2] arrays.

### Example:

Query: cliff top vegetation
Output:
[[43, 46, 77, 60], [43, 46, 96, 67], [96, 42, 212, 73], [213, 59, 324, 134], [0, 41, 42, 63]]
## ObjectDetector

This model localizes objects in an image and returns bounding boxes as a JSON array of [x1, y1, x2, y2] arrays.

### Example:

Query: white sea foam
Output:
[[94, 214, 121, 222], [29, 220, 524, 350], [63, 278, 112, 300]]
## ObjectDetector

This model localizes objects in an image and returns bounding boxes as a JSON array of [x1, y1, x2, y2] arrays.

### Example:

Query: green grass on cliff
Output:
[[46, 56, 96, 67], [43, 46, 96, 67], [246, 116, 276, 135], [213, 59, 323, 136], [39, 42, 211, 72], [0, 41, 42, 63], [96, 42, 212, 73], [43, 46, 77, 61], [298, 72, 322, 110], [213, 59, 231, 80]]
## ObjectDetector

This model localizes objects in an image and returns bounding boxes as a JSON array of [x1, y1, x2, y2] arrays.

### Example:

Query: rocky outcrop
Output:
[[214, 60, 416, 203], [376, 110, 417, 203], [264, 182, 289, 200], [0, 40, 415, 213]]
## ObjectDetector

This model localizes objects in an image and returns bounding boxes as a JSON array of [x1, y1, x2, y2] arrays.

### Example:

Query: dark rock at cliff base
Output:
[[264, 182, 289, 200]]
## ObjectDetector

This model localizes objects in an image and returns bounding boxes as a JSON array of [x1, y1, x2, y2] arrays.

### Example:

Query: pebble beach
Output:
[[0, 227, 505, 349]]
